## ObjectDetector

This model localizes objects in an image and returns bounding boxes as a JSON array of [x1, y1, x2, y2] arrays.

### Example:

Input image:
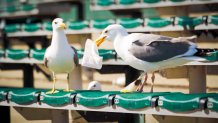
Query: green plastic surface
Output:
[[23, 23, 40, 32], [0, 49, 4, 58], [41, 91, 75, 106], [159, 93, 217, 112], [76, 91, 121, 107], [147, 18, 171, 28], [170, 0, 185, 2], [4, 24, 20, 33], [93, 19, 114, 29], [68, 21, 88, 30], [210, 15, 218, 25], [115, 92, 171, 109], [207, 96, 218, 112], [5, 6, 16, 13], [9, 88, 45, 104], [0, 88, 12, 102], [203, 51, 218, 61], [119, 0, 137, 5], [97, 0, 113, 6], [43, 21, 52, 31], [6, 49, 28, 60], [21, 4, 35, 11], [30, 48, 45, 61], [177, 16, 203, 27], [77, 49, 116, 60], [144, 0, 160, 3], [119, 18, 143, 28]]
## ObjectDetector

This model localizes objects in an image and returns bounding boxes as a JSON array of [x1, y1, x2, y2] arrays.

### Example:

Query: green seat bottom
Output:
[[119, 0, 137, 5], [76, 91, 121, 107], [210, 15, 218, 25], [115, 92, 171, 109], [31, 48, 46, 60], [170, 0, 185, 2], [21, 4, 35, 11], [0, 87, 13, 102], [6, 49, 28, 60], [93, 19, 114, 29], [203, 51, 218, 61], [68, 21, 88, 30], [207, 96, 218, 112], [97, 0, 113, 6], [159, 93, 217, 112], [9, 88, 45, 104], [23, 24, 40, 32], [119, 18, 143, 28], [147, 18, 171, 28], [144, 0, 160, 3], [41, 90, 76, 106], [177, 16, 203, 27], [4, 24, 20, 33], [5, 6, 16, 13], [43, 22, 52, 31]]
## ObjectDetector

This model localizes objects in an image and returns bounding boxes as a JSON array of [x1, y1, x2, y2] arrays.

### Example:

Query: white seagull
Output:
[[95, 24, 213, 92], [44, 18, 78, 94]]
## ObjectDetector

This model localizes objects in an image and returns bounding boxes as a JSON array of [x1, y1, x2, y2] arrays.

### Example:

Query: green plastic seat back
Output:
[[68, 21, 88, 30], [5, 24, 20, 33], [9, 88, 45, 104], [159, 93, 217, 112], [76, 91, 121, 107], [5, 6, 16, 13], [210, 15, 218, 25], [177, 16, 203, 27], [6, 49, 28, 60], [43, 21, 52, 31], [202, 51, 218, 61], [208, 96, 218, 112], [41, 90, 76, 106], [21, 4, 35, 11], [147, 18, 171, 28], [98, 49, 115, 60], [23, 23, 40, 32], [119, 0, 137, 5], [93, 19, 114, 29], [30, 48, 46, 60], [144, 0, 160, 3], [119, 18, 143, 28], [115, 92, 171, 109], [97, 0, 113, 6], [0, 87, 13, 102]]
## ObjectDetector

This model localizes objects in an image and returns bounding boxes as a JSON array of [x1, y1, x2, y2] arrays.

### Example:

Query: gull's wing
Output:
[[128, 34, 197, 62]]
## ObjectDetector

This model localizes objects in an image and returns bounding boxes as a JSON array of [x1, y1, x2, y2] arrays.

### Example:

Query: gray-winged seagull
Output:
[[44, 18, 78, 94], [95, 24, 214, 92]]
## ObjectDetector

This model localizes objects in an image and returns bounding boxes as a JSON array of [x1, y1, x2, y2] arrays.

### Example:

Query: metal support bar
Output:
[[0, 106, 10, 123], [52, 109, 69, 123], [23, 64, 34, 88], [188, 66, 206, 93]]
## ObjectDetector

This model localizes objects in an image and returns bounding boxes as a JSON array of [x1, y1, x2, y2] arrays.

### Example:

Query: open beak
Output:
[[59, 23, 66, 29], [95, 36, 106, 47]]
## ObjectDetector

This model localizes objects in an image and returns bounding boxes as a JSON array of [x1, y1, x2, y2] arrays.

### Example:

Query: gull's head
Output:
[[52, 18, 66, 31], [87, 81, 102, 90], [95, 24, 128, 47]]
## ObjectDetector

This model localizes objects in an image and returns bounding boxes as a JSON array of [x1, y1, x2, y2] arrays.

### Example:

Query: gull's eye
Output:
[[54, 22, 57, 24], [105, 30, 108, 33], [93, 84, 96, 87]]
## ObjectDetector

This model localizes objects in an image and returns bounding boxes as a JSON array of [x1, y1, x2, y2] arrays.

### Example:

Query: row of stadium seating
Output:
[[0, 4, 35, 13], [93, 0, 216, 6], [4, 15, 218, 33], [0, 48, 117, 61], [0, 87, 218, 112]]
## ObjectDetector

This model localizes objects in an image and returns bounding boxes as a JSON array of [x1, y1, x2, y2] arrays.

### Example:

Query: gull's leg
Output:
[[136, 73, 148, 92], [64, 73, 74, 92], [150, 72, 155, 93], [46, 72, 59, 94], [120, 74, 143, 93]]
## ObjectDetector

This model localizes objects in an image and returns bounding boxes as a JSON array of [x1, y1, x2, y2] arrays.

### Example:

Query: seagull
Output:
[[87, 81, 102, 90], [95, 24, 214, 92], [44, 18, 78, 94]]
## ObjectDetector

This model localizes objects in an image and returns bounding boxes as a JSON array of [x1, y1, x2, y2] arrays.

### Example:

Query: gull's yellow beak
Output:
[[95, 36, 106, 47], [59, 23, 66, 29]]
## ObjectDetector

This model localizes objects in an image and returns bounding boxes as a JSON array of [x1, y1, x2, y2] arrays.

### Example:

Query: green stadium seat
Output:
[[43, 21, 52, 31], [0, 88, 12, 102], [5, 6, 16, 13], [176, 16, 203, 27], [6, 49, 28, 60], [4, 24, 20, 33], [144, 0, 161, 4], [30, 48, 46, 61], [0, 49, 5, 58], [77, 49, 116, 60], [93, 19, 115, 29], [23, 23, 40, 32], [8, 88, 45, 105], [207, 96, 218, 112], [76, 91, 121, 107], [21, 4, 35, 11], [147, 17, 171, 28], [68, 21, 89, 30], [40, 90, 76, 106], [114, 92, 172, 109], [119, 18, 143, 28], [97, 0, 113, 6], [170, 0, 185, 2], [210, 15, 218, 25], [203, 51, 218, 61], [119, 0, 137, 5], [158, 93, 217, 112]]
